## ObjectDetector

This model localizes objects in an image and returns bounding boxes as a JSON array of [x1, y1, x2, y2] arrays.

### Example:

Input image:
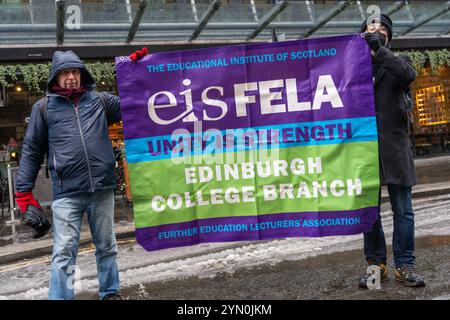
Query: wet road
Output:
[[118, 235, 450, 300], [415, 156, 450, 184]]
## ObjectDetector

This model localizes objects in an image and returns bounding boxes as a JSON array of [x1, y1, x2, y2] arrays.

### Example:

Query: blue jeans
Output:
[[48, 190, 119, 300], [364, 184, 415, 268]]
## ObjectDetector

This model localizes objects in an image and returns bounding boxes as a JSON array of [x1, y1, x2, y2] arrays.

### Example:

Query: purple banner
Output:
[[115, 34, 380, 251], [116, 35, 374, 139]]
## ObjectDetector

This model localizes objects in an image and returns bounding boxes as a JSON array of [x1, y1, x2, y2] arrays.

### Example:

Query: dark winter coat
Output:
[[372, 46, 417, 186], [16, 50, 121, 199]]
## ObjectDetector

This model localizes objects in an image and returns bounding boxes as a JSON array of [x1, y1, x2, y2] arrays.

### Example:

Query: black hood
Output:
[[47, 50, 95, 92]]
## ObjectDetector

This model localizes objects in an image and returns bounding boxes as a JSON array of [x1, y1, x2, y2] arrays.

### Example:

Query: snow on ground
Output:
[[414, 155, 450, 167], [1, 194, 450, 300]]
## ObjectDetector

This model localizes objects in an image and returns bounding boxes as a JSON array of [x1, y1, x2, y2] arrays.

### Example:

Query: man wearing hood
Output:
[[359, 14, 425, 288], [15, 50, 122, 300]]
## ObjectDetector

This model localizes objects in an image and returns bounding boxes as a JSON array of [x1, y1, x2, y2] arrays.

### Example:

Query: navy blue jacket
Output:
[[16, 50, 121, 200]]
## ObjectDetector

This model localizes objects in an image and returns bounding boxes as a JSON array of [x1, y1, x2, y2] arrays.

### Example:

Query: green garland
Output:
[[0, 65, 18, 88], [85, 62, 116, 86], [400, 49, 450, 75], [426, 49, 450, 75], [0, 61, 116, 95], [0, 49, 449, 94], [402, 51, 427, 74], [18, 63, 52, 94]]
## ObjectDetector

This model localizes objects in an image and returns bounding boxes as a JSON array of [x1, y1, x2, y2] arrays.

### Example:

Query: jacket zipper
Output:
[[73, 100, 95, 192]]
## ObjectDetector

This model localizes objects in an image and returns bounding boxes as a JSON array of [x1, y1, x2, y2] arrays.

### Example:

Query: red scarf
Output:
[[51, 84, 86, 105]]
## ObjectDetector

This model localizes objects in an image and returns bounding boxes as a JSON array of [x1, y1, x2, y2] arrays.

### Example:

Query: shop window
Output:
[[415, 83, 449, 126]]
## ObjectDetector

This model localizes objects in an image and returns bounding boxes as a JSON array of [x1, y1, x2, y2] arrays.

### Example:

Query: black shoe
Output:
[[359, 261, 389, 288], [102, 293, 122, 300], [394, 265, 425, 287], [24, 205, 51, 239]]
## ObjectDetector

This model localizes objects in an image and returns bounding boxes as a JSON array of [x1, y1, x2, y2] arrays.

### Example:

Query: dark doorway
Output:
[[0, 127, 16, 146]]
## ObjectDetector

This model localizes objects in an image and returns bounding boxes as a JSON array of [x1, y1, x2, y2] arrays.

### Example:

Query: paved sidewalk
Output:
[[0, 223, 135, 265]]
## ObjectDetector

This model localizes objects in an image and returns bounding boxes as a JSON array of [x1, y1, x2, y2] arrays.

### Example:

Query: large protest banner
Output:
[[115, 34, 380, 251]]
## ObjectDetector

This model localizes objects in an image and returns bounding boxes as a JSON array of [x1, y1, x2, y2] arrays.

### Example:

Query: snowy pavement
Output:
[[1, 192, 449, 300]]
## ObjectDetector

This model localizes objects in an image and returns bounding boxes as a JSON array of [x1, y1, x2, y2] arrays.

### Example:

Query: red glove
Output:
[[129, 47, 149, 61], [15, 191, 41, 213]]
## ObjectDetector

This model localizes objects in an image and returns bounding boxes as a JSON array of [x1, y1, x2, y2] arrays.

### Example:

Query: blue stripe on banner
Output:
[[125, 116, 378, 164]]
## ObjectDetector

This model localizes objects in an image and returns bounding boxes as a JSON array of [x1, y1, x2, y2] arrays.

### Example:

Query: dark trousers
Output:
[[363, 184, 415, 268]]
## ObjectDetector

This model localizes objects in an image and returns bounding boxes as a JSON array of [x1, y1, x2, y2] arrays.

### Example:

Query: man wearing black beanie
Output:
[[358, 14, 425, 288]]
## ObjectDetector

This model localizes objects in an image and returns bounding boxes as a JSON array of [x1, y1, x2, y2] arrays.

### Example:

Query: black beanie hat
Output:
[[360, 13, 393, 41]]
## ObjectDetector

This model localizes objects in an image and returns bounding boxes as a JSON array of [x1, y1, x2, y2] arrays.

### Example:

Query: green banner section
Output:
[[129, 141, 379, 228]]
